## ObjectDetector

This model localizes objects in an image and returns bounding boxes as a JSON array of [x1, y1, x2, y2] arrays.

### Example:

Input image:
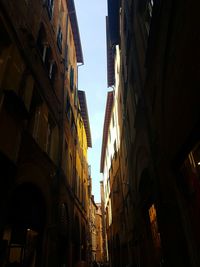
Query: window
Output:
[[65, 44, 69, 70], [75, 171, 79, 197], [112, 114, 115, 127], [74, 86, 78, 107], [46, 115, 55, 154], [70, 153, 73, 185], [62, 140, 68, 176], [148, 204, 161, 250], [66, 96, 71, 120], [57, 26, 62, 53], [37, 24, 50, 65], [144, 0, 154, 36], [19, 74, 34, 111], [0, 20, 12, 95], [180, 145, 200, 197], [70, 66, 74, 91], [82, 185, 85, 209], [66, 14, 69, 33], [47, 0, 54, 19], [179, 142, 200, 253], [37, 40, 56, 86], [1, 44, 25, 95], [29, 87, 43, 137], [44, 46, 51, 70], [6, 228, 39, 266], [29, 87, 58, 158], [108, 130, 111, 142], [71, 115, 76, 135], [49, 61, 54, 79], [49, 62, 57, 88], [114, 140, 117, 159]]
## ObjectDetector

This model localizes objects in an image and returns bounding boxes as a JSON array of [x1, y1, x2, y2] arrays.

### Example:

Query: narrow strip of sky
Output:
[[75, 1, 108, 203]]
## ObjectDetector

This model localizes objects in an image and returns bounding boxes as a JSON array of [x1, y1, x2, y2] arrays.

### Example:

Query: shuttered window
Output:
[[70, 66, 74, 91]]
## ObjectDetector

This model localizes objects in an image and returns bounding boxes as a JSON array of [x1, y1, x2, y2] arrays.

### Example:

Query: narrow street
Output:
[[0, 1, 200, 267]]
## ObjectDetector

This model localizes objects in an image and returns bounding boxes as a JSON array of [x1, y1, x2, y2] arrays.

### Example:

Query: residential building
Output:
[[95, 203, 104, 263], [100, 181, 108, 264], [0, 1, 91, 267], [90, 196, 98, 263], [100, 3, 131, 267], [100, 85, 124, 267], [88, 198, 104, 265], [104, 0, 200, 267]]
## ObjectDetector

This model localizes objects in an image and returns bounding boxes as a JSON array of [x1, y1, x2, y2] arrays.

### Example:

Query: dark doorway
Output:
[[2, 183, 46, 267]]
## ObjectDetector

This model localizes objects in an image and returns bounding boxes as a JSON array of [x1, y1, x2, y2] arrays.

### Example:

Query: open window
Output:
[[46, 114, 59, 164]]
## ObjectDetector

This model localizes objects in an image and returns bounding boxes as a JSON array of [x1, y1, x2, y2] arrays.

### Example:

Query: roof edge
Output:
[[78, 90, 92, 148], [67, 0, 84, 64]]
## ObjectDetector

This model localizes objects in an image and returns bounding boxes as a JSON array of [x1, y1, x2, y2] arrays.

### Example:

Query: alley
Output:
[[0, 1, 200, 267]]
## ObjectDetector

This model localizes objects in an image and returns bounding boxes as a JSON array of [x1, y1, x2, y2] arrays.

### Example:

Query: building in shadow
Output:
[[0, 1, 91, 267], [102, 0, 200, 267]]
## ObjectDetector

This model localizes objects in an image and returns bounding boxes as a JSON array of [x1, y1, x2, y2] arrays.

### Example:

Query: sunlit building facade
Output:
[[89, 196, 98, 263], [100, 64, 123, 266]]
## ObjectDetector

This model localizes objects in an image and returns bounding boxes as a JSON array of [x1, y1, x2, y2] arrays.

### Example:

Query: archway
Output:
[[2, 183, 46, 266]]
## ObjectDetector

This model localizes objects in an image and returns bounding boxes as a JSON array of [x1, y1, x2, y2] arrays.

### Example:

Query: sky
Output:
[[75, 1, 108, 203]]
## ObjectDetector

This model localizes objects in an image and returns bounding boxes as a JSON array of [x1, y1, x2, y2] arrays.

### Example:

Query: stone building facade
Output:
[[95, 203, 104, 264], [0, 1, 91, 267], [103, 0, 200, 267]]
